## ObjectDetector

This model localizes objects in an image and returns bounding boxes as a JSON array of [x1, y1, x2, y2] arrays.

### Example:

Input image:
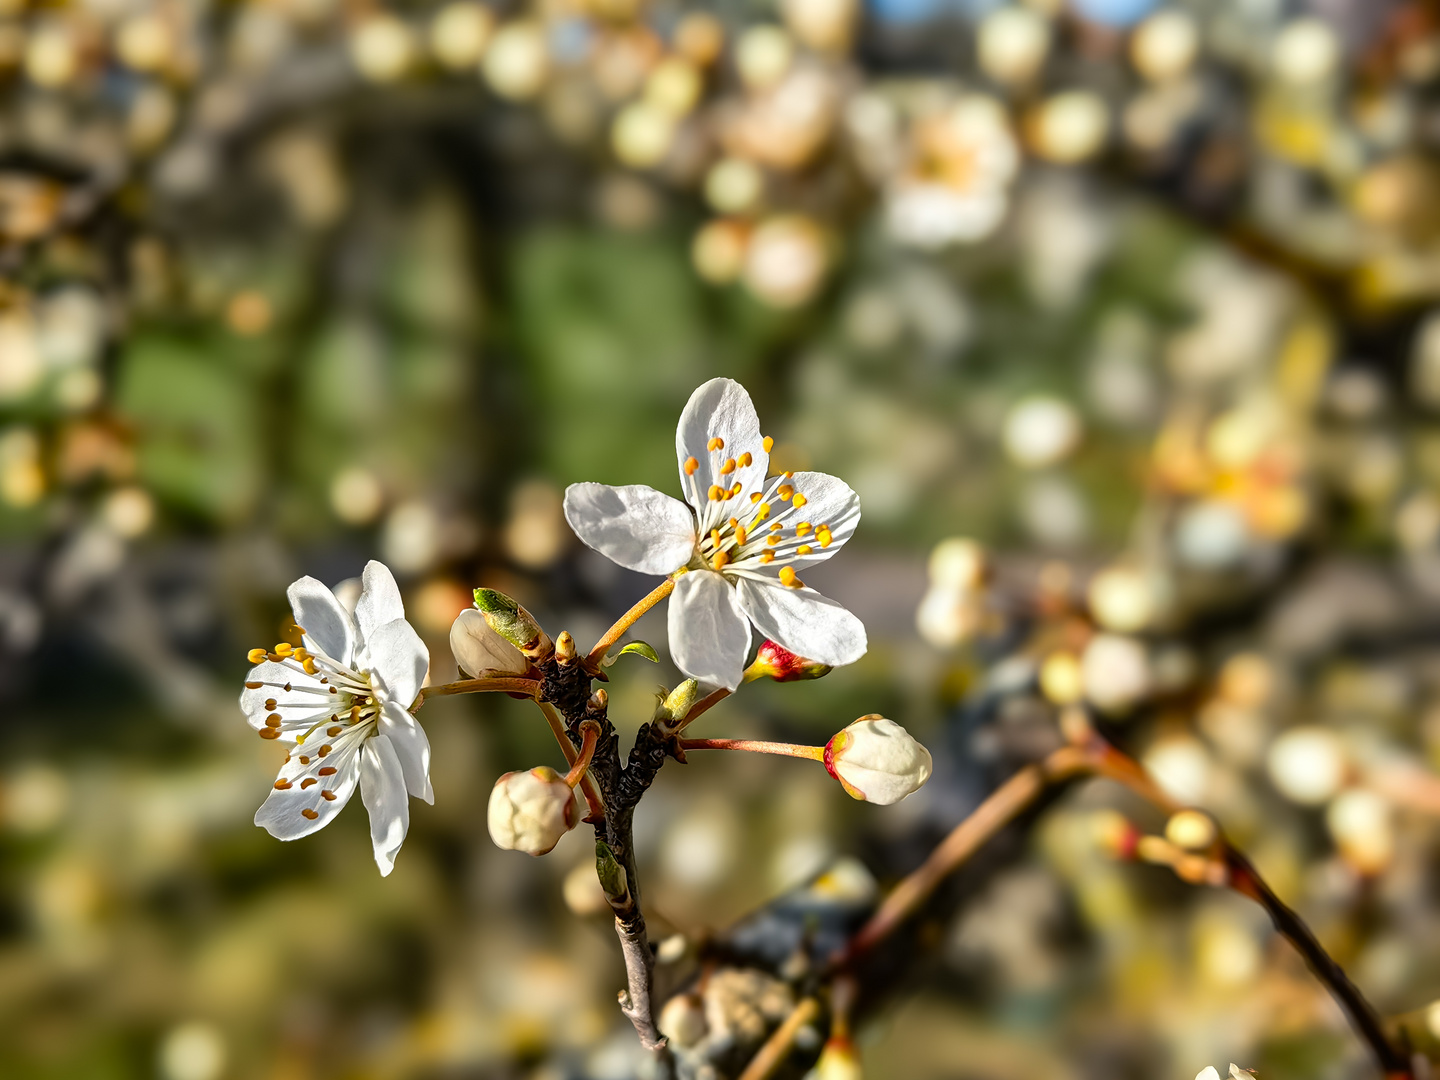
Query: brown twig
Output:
[[842, 744, 1090, 962], [615, 913, 669, 1056], [836, 734, 1416, 1079], [735, 997, 822, 1080]]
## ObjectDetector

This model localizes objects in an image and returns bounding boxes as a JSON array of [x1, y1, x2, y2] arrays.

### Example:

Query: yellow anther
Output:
[[770, 522, 782, 531], [729, 517, 739, 528], [792, 493, 808, 508], [710, 528, 722, 550], [816, 526, 833, 548], [784, 471, 794, 478], [302, 657, 318, 675], [302, 808, 319, 820], [684, 456, 699, 475], [767, 534, 781, 545], [734, 524, 748, 545], [711, 550, 729, 571], [796, 522, 812, 536], [760, 551, 775, 563], [779, 566, 804, 588], [797, 545, 814, 555], [708, 436, 724, 451], [720, 458, 736, 475], [750, 492, 762, 503], [763, 436, 774, 452], [754, 502, 771, 519], [247, 648, 268, 664], [274, 642, 294, 657], [731, 482, 742, 495], [738, 452, 753, 467], [708, 485, 724, 501], [778, 485, 794, 501]]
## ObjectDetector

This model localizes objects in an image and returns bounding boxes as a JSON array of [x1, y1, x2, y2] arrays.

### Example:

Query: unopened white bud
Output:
[[487, 767, 579, 856], [450, 608, 529, 678], [824, 715, 932, 805]]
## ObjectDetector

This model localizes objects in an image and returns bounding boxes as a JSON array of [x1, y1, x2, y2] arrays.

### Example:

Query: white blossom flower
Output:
[[824, 715, 932, 805], [240, 560, 431, 876], [563, 378, 865, 691], [488, 767, 579, 856]]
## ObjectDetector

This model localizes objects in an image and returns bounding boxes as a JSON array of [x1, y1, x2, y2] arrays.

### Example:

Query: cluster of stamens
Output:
[[682, 434, 835, 588], [244, 633, 381, 820]]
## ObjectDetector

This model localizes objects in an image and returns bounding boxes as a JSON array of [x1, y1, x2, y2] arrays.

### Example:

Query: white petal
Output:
[[240, 660, 338, 740], [777, 471, 861, 569], [355, 560, 405, 644], [333, 577, 362, 616], [675, 378, 769, 516], [365, 618, 429, 710], [254, 735, 362, 839], [563, 483, 696, 575], [450, 608, 529, 677], [734, 576, 866, 667], [669, 569, 751, 691], [379, 700, 433, 804], [360, 735, 410, 876], [287, 576, 356, 666]]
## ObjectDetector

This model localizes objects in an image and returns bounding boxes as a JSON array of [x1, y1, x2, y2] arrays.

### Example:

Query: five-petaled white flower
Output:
[[564, 377, 866, 691], [240, 560, 432, 876]]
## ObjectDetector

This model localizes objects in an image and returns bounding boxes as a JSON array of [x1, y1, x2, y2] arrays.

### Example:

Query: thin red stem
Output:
[[677, 737, 825, 761], [565, 723, 600, 788]]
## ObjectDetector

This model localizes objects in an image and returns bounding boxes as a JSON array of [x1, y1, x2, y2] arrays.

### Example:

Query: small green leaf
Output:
[[617, 641, 660, 664], [595, 841, 630, 905]]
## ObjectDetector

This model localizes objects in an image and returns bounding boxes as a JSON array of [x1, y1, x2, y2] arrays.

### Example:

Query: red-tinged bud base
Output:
[[751, 640, 832, 682]]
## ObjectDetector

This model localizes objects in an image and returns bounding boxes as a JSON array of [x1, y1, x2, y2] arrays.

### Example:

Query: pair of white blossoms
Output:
[[241, 379, 928, 874]]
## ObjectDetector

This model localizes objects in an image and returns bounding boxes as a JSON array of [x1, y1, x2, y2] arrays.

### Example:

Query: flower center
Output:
[[245, 639, 383, 747], [680, 434, 835, 587]]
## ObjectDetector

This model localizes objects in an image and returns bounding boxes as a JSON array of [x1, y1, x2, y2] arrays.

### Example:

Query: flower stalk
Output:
[[586, 577, 676, 669], [564, 722, 600, 788], [676, 736, 826, 760], [415, 675, 541, 703]]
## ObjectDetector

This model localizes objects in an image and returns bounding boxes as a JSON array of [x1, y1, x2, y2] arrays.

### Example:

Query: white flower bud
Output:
[[824, 715, 932, 805], [487, 767, 579, 856], [450, 608, 529, 678]]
